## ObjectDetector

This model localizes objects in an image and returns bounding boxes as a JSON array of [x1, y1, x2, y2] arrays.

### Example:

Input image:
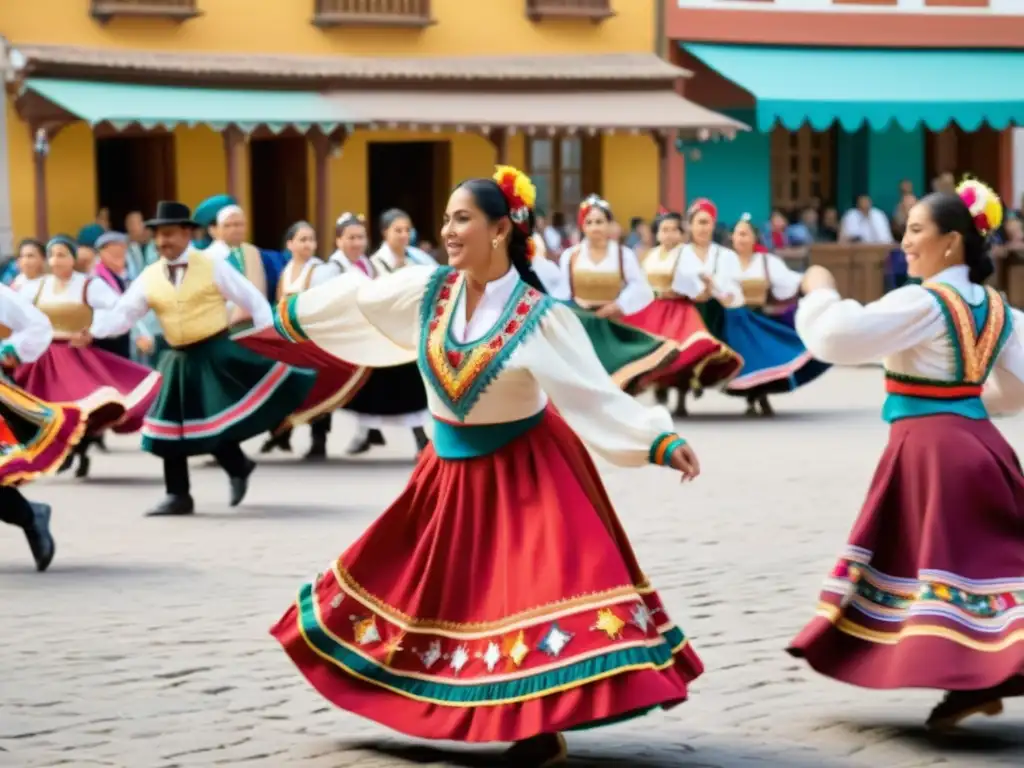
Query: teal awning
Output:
[[21, 79, 355, 133], [682, 44, 1024, 132]]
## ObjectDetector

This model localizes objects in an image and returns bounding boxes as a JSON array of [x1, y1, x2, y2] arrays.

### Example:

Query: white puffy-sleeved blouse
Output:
[[796, 265, 1024, 418], [0, 282, 53, 364], [553, 241, 654, 315], [282, 264, 684, 467], [674, 244, 744, 306], [713, 250, 803, 309]]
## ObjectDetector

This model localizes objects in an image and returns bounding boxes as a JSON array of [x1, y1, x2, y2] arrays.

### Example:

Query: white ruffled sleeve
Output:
[[765, 253, 803, 301], [984, 308, 1024, 416], [615, 246, 655, 315], [282, 264, 432, 367], [0, 283, 52, 364], [525, 302, 685, 468], [795, 285, 942, 365]]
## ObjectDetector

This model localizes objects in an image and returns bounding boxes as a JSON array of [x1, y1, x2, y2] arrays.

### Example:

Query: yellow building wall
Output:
[[4, 0, 656, 241]]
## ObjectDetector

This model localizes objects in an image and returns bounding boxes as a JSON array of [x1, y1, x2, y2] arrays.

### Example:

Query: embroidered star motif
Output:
[[330, 594, 344, 610], [538, 623, 574, 658], [418, 640, 442, 670], [629, 603, 654, 633], [449, 645, 470, 674], [384, 633, 405, 666], [591, 608, 625, 641], [350, 615, 380, 646], [503, 631, 530, 668], [482, 642, 502, 673]]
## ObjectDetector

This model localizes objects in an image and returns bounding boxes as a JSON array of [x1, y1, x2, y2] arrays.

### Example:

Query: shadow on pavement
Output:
[[72, 475, 165, 486], [0, 561, 195, 578], [252, 456, 418, 469], [218, 503, 378, 521], [835, 717, 1024, 755], [675, 408, 873, 424]]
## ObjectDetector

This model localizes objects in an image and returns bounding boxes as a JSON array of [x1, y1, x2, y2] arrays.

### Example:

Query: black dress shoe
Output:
[[57, 454, 73, 474], [368, 428, 386, 446], [346, 430, 373, 455], [229, 459, 257, 507], [412, 427, 430, 453], [145, 494, 195, 517], [24, 503, 55, 572], [303, 438, 328, 462], [260, 432, 293, 454]]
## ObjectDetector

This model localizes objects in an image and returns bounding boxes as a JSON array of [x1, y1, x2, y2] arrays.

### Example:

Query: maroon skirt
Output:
[[788, 414, 1024, 690]]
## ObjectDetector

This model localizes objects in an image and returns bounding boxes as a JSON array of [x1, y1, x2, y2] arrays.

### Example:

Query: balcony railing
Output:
[[314, 0, 433, 28], [526, 0, 614, 22], [90, 0, 200, 22]]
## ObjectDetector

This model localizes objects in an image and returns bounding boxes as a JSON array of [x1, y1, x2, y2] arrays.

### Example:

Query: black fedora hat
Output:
[[145, 201, 199, 229]]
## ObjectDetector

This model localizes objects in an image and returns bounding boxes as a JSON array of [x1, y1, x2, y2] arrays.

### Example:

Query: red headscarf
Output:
[[687, 198, 717, 221]]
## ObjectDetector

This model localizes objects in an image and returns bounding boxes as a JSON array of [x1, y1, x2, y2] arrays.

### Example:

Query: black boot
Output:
[[757, 394, 775, 417], [146, 495, 195, 517], [346, 428, 374, 455], [745, 396, 758, 416], [504, 733, 567, 767], [673, 389, 689, 417], [260, 430, 293, 454], [93, 434, 109, 453], [304, 434, 328, 461], [74, 437, 92, 479], [412, 426, 429, 453], [229, 458, 257, 507], [654, 386, 669, 405], [24, 503, 56, 572]]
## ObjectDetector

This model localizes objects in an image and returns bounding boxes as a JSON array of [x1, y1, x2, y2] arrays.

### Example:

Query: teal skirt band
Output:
[[432, 411, 545, 459]]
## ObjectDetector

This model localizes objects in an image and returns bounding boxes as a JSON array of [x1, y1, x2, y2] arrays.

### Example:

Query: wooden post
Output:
[[311, 129, 347, 258], [490, 128, 510, 165], [654, 131, 668, 207], [29, 123, 61, 241], [222, 127, 242, 200]]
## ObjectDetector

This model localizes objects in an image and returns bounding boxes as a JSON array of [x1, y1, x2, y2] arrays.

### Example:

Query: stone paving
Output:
[[2, 367, 1023, 768]]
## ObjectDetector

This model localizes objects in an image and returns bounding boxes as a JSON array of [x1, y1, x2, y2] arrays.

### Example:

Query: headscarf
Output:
[[46, 234, 78, 259], [76, 223, 105, 248], [687, 198, 717, 222], [193, 194, 238, 249]]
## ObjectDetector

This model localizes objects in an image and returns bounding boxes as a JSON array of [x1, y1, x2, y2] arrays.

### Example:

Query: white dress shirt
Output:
[[839, 207, 894, 245], [88, 249, 273, 339], [0, 282, 53, 363], [796, 265, 1024, 414]]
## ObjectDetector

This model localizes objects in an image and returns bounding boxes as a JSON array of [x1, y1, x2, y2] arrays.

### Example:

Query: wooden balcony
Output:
[[526, 0, 614, 23], [313, 0, 434, 28], [90, 0, 200, 22]]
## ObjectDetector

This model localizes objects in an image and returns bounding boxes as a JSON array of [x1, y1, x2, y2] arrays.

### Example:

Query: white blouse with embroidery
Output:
[[796, 265, 1024, 414], [0, 282, 53, 363], [675, 244, 744, 306], [552, 241, 654, 315], [286, 265, 678, 466], [714, 250, 803, 306]]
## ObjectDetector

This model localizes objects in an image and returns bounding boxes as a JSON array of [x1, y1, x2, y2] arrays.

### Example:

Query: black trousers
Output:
[[163, 443, 249, 496], [278, 414, 332, 444], [0, 486, 33, 529]]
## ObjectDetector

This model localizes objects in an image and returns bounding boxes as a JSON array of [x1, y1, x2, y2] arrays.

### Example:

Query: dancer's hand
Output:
[[136, 335, 154, 355], [69, 330, 92, 348], [669, 443, 701, 481], [595, 303, 623, 320], [802, 266, 835, 293]]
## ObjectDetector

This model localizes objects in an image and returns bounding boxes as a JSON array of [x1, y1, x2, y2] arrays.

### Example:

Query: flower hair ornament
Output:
[[336, 212, 366, 228], [577, 194, 611, 229], [957, 178, 1003, 237], [492, 165, 538, 260]]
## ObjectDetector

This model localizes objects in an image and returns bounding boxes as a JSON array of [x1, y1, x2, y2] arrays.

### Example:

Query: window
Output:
[[527, 136, 600, 220], [770, 126, 835, 213]]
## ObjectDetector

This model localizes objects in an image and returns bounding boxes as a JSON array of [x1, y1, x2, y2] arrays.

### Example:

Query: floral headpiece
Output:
[[577, 194, 611, 229], [492, 165, 538, 260], [688, 198, 718, 222], [957, 178, 1003, 237]]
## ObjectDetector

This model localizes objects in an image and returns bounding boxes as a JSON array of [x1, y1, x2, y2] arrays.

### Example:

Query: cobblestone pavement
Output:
[[2, 367, 1023, 768]]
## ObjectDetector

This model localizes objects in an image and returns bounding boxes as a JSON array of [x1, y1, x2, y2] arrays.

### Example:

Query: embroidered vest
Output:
[[882, 283, 1012, 423], [641, 247, 682, 297], [416, 267, 551, 430], [34, 276, 93, 336], [141, 252, 230, 348], [568, 246, 624, 307]]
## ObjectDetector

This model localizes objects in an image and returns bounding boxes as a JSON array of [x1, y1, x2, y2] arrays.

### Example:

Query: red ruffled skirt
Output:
[[235, 326, 370, 430], [272, 408, 702, 742], [623, 298, 742, 391], [789, 414, 1024, 690], [12, 341, 161, 434], [0, 378, 86, 486]]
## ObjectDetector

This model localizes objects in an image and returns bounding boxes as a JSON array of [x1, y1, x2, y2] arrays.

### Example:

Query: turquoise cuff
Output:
[[649, 432, 686, 466], [0, 343, 20, 365]]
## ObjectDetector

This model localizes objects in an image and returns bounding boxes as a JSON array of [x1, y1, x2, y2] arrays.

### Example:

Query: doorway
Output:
[[249, 136, 309, 249], [95, 134, 176, 231], [367, 141, 450, 250]]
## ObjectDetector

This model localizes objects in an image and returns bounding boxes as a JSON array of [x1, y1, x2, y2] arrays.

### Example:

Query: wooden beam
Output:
[[490, 128, 510, 165], [28, 123, 64, 241], [222, 127, 242, 200], [311, 128, 348, 258]]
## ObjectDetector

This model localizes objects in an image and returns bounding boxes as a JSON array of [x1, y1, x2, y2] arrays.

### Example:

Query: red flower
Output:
[[428, 320, 439, 332], [489, 336, 504, 350], [439, 286, 451, 300], [446, 349, 463, 368], [435, 305, 444, 317], [445, 272, 459, 285], [505, 320, 520, 334], [516, 301, 530, 315]]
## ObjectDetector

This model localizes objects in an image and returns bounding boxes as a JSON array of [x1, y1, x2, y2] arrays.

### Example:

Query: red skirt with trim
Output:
[[788, 414, 1024, 690], [234, 326, 370, 429], [623, 298, 742, 391], [271, 408, 702, 742]]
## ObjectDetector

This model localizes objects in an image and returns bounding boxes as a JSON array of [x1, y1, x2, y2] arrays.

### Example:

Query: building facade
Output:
[[2, 0, 741, 252], [665, 0, 1024, 226]]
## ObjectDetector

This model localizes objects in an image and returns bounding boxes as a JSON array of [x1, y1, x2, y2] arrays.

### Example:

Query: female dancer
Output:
[[12, 238, 46, 293], [714, 217, 828, 415], [268, 166, 703, 766], [13, 236, 161, 477], [259, 221, 367, 460], [788, 180, 1024, 729], [623, 211, 742, 416], [550, 196, 680, 391], [0, 282, 85, 571], [726, 216, 802, 326]]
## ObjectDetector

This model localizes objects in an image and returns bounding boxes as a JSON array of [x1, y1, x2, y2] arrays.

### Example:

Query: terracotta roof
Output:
[[7, 43, 691, 86]]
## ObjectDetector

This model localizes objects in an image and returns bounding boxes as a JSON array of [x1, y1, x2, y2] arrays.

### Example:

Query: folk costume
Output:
[[259, 255, 369, 460], [529, 232, 566, 295], [788, 179, 1024, 730], [269, 243, 702, 753], [87, 202, 315, 517], [13, 240, 162, 478], [0, 283, 86, 571], [550, 198, 679, 392], [622, 243, 743, 408]]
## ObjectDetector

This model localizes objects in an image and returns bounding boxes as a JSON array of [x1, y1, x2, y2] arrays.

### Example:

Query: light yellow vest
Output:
[[141, 251, 229, 347], [641, 246, 683, 296]]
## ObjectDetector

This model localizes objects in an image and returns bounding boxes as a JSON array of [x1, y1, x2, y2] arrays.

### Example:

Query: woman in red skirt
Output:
[[788, 179, 1024, 730], [623, 210, 742, 415], [266, 166, 704, 766]]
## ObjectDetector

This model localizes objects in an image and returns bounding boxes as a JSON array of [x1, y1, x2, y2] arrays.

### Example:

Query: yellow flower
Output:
[[493, 165, 537, 210], [934, 584, 951, 601]]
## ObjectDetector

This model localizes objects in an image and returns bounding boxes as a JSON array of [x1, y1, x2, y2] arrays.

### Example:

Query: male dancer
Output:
[[75, 201, 314, 516]]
